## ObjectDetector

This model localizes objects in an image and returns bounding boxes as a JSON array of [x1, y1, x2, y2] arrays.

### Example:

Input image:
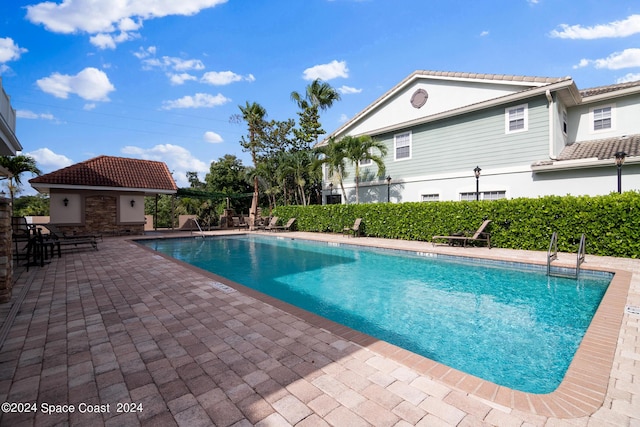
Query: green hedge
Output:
[[273, 192, 640, 258]]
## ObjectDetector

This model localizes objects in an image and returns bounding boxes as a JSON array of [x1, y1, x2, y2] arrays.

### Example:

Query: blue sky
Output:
[[1, 0, 639, 194]]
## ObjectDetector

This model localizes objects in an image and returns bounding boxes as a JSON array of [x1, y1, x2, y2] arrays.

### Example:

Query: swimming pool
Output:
[[140, 234, 612, 394]]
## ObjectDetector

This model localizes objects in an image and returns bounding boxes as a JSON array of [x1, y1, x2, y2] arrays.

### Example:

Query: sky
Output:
[[1, 0, 640, 195]]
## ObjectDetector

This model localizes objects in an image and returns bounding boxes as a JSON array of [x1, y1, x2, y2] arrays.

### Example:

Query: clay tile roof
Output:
[[29, 155, 178, 191], [580, 80, 640, 97], [413, 70, 565, 85], [556, 134, 640, 161]]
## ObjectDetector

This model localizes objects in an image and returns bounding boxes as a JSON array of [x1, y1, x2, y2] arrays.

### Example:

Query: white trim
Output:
[[505, 103, 528, 134], [590, 104, 615, 133], [31, 183, 176, 194], [394, 131, 412, 161]]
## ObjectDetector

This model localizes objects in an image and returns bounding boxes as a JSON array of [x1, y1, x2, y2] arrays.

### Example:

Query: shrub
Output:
[[273, 192, 640, 258]]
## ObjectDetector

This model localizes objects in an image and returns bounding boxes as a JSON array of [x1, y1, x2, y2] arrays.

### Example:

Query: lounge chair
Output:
[[41, 224, 99, 253], [232, 216, 249, 230], [269, 217, 296, 232], [343, 218, 362, 237], [432, 220, 491, 248], [263, 217, 280, 231]]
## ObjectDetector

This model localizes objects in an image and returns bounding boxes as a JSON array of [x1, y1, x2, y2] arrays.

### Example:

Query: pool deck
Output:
[[0, 230, 638, 426]]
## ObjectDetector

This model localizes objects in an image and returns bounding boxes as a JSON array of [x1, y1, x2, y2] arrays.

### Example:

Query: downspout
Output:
[[545, 90, 557, 160]]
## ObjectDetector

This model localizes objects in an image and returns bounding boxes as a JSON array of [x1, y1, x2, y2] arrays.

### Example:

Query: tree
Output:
[[236, 102, 267, 223], [291, 79, 341, 146], [313, 137, 349, 203], [0, 154, 42, 204], [342, 135, 388, 204]]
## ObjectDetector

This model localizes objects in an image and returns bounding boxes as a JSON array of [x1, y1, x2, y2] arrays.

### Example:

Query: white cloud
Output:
[[201, 71, 255, 85], [339, 114, 349, 123], [203, 131, 223, 143], [574, 48, 640, 70], [121, 143, 208, 187], [161, 93, 230, 110], [303, 60, 349, 81], [133, 46, 156, 59], [338, 85, 362, 95], [169, 73, 198, 85], [25, 148, 73, 171], [16, 110, 57, 121], [0, 37, 28, 63], [142, 55, 205, 71], [26, 0, 228, 48], [551, 14, 640, 39], [480, 30, 489, 37], [616, 73, 640, 83], [36, 67, 115, 101]]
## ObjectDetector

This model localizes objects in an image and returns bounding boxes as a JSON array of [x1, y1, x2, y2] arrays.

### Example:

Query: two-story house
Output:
[[320, 71, 640, 203]]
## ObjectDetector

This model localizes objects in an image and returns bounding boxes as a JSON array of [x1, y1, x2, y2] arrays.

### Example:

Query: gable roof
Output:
[[319, 70, 575, 145], [29, 155, 178, 194]]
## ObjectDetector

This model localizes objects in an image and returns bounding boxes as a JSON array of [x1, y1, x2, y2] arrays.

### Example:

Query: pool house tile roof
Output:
[[29, 155, 178, 192]]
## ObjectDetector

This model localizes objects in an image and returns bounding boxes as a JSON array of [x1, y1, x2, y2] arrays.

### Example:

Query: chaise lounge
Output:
[[432, 219, 492, 248]]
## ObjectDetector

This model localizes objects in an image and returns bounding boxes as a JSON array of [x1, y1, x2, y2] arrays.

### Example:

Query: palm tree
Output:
[[238, 102, 267, 223], [291, 78, 342, 111], [313, 137, 349, 204], [291, 79, 341, 146], [342, 135, 388, 204], [0, 154, 42, 204]]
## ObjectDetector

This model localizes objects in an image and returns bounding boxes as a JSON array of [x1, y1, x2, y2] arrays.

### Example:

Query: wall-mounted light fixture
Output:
[[130, 199, 136, 208], [63, 198, 69, 207]]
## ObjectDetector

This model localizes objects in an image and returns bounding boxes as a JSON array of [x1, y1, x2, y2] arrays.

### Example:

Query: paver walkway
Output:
[[0, 231, 638, 426]]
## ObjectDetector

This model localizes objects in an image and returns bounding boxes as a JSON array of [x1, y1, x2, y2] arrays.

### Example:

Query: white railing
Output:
[[0, 78, 17, 133]]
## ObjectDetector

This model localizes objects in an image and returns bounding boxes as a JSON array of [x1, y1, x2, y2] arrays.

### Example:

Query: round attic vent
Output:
[[410, 88, 428, 108]]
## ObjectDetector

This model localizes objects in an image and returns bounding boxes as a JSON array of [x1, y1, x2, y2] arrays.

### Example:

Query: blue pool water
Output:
[[140, 235, 611, 394]]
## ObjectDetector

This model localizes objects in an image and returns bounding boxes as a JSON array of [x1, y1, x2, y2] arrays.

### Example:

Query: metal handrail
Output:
[[190, 218, 205, 238], [576, 234, 586, 279], [547, 232, 558, 276]]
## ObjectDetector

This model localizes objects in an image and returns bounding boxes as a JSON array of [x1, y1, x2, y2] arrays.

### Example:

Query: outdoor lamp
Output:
[[63, 198, 69, 207], [615, 151, 627, 194], [130, 199, 136, 207], [386, 176, 392, 203], [474, 166, 481, 201]]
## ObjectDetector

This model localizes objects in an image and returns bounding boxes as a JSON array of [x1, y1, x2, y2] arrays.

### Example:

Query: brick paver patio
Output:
[[0, 231, 638, 426]]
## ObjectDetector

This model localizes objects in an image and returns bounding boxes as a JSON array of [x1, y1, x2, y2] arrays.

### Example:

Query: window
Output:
[[359, 149, 372, 166], [394, 131, 411, 160], [421, 194, 439, 202], [505, 104, 528, 133], [459, 191, 506, 201], [593, 106, 612, 131], [562, 110, 568, 135]]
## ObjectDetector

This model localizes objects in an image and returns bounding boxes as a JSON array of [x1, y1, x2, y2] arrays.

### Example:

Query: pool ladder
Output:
[[547, 232, 586, 279], [189, 218, 206, 238]]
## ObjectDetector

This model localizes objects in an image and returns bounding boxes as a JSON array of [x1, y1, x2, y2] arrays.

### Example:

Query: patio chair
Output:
[[343, 218, 362, 237], [12, 217, 33, 261], [263, 216, 280, 231], [41, 224, 99, 253], [432, 219, 492, 248], [269, 218, 296, 232], [232, 216, 249, 230]]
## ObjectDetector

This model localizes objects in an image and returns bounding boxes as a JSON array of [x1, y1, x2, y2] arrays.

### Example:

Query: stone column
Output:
[[0, 197, 12, 303]]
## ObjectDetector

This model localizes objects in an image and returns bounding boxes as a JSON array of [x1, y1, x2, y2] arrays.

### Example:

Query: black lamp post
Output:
[[473, 166, 482, 201], [386, 176, 392, 202], [615, 151, 626, 194]]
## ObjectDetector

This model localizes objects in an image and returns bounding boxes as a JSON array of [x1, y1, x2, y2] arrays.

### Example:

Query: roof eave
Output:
[[531, 156, 640, 172], [30, 183, 177, 195], [580, 85, 640, 104], [323, 78, 576, 142]]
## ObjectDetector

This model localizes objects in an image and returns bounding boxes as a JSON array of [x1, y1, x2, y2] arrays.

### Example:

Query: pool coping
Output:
[[132, 232, 631, 418]]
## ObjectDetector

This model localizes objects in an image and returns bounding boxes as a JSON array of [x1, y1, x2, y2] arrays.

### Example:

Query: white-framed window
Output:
[[394, 131, 411, 161], [562, 110, 568, 135], [505, 104, 528, 134], [359, 149, 372, 166], [421, 194, 439, 202], [591, 105, 613, 132], [459, 191, 506, 201]]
